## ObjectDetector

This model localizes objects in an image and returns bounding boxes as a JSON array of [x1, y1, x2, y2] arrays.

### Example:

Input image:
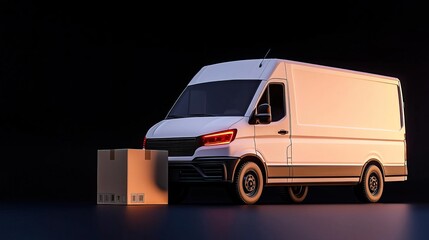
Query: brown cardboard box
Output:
[[97, 149, 168, 205]]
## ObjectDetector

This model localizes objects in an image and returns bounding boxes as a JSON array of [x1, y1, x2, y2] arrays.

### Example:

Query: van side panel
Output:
[[289, 64, 403, 138], [285, 62, 406, 182]]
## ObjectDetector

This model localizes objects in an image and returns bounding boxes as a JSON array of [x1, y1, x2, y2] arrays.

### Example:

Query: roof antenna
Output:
[[259, 48, 271, 68]]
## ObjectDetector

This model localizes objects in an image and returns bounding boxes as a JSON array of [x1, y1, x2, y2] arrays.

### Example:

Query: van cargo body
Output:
[[144, 58, 407, 204]]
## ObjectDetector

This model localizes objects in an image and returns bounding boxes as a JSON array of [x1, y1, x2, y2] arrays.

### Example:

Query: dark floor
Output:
[[1, 201, 428, 240], [1, 185, 428, 240]]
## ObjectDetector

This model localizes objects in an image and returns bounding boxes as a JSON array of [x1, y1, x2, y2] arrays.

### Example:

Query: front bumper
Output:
[[168, 157, 240, 183]]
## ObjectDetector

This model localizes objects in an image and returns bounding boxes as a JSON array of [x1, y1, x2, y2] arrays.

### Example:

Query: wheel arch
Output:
[[359, 158, 385, 183], [232, 154, 267, 184]]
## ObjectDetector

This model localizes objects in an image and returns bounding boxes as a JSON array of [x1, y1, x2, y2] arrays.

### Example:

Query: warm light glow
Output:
[[201, 129, 237, 146]]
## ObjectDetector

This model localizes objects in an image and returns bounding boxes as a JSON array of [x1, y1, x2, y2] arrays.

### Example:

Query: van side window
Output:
[[258, 83, 285, 121]]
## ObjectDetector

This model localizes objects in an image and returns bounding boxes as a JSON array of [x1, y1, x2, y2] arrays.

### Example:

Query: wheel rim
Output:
[[368, 173, 379, 195], [243, 170, 258, 196], [291, 186, 305, 198]]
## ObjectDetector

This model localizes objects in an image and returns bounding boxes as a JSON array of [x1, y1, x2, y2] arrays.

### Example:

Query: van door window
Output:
[[258, 83, 285, 121]]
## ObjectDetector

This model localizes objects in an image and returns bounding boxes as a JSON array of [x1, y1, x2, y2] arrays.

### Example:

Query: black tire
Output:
[[355, 165, 384, 203], [234, 162, 264, 205], [281, 186, 308, 203], [168, 183, 188, 204]]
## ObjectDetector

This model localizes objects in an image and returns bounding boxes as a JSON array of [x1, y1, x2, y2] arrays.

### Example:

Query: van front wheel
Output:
[[235, 162, 264, 205]]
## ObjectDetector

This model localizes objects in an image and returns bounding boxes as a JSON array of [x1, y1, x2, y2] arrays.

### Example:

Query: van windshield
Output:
[[167, 80, 261, 119]]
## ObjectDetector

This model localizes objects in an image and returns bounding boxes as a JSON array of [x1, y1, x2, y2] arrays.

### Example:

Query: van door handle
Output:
[[278, 130, 289, 135]]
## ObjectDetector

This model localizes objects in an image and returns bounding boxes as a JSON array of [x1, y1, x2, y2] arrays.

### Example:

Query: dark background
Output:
[[1, 1, 428, 203]]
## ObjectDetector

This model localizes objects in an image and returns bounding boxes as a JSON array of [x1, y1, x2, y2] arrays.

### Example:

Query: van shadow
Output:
[[177, 183, 418, 205]]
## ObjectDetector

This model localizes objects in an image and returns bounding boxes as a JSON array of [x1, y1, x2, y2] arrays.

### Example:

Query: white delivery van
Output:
[[143, 58, 407, 205]]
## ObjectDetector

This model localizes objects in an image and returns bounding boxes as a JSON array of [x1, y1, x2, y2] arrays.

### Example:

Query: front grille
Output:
[[145, 137, 199, 156]]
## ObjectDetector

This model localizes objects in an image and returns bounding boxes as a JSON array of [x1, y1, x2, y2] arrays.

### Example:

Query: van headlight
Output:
[[200, 129, 237, 146]]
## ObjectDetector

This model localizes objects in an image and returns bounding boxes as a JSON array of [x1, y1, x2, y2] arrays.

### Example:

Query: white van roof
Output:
[[189, 59, 279, 85], [188, 58, 398, 85]]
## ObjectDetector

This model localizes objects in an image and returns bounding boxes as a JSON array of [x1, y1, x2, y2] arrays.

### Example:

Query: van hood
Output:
[[146, 117, 244, 138]]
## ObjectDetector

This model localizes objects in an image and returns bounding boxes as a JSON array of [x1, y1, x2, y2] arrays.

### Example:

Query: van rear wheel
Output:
[[234, 162, 264, 205], [355, 165, 384, 203]]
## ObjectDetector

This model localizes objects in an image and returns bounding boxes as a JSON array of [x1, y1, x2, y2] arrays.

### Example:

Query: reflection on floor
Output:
[[0, 184, 427, 240]]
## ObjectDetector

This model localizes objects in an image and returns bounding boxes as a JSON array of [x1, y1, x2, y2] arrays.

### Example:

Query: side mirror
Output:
[[255, 103, 272, 124]]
